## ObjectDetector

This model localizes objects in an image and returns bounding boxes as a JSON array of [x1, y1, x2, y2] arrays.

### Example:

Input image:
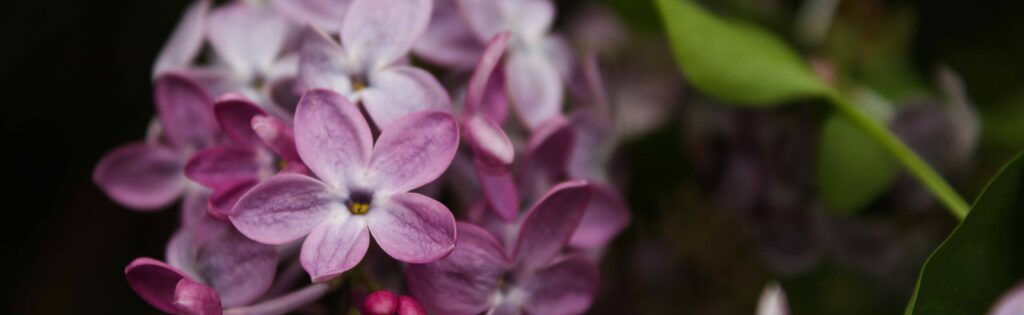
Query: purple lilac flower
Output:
[[94, 73, 218, 215], [407, 181, 599, 315], [413, 0, 486, 69], [297, 0, 451, 129], [271, 0, 351, 32], [457, 0, 572, 130], [184, 94, 306, 219], [153, 0, 210, 78], [363, 290, 427, 315], [126, 215, 277, 313], [230, 89, 459, 282]]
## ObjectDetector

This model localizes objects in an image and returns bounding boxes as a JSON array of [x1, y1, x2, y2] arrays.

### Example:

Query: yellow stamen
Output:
[[278, 159, 289, 171], [350, 202, 370, 215], [352, 80, 367, 91]]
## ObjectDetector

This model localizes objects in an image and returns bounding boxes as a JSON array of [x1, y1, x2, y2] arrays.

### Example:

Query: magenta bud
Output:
[[364, 290, 399, 315], [397, 295, 426, 315]]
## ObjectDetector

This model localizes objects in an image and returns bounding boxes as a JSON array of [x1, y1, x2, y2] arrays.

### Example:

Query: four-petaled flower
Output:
[[231, 89, 459, 282]]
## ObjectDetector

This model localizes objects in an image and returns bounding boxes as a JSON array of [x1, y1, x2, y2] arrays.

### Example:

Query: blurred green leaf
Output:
[[905, 153, 1024, 314], [654, 0, 829, 105], [816, 114, 898, 214]]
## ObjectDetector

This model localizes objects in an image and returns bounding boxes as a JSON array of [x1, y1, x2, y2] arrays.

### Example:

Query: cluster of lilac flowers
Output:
[[95, 0, 633, 314]]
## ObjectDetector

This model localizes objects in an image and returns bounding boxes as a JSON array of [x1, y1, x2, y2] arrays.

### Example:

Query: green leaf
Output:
[[654, 0, 829, 106], [905, 153, 1024, 314], [816, 114, 899, 214]]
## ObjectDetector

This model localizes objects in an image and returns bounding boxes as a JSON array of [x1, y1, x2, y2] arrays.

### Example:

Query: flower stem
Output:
[[223, 283, 331, 315], [827, 91, 970, 219]]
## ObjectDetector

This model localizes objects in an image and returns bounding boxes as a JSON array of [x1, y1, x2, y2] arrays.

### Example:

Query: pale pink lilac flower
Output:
[[153, 0, 210, 78], [185, 94, 306, 219], [94, 73, 218, 215], [230, 89, 459, 282], [297, 0, 451, 129], [271, 0, 351, 32], [457, 0, 573, 130], [407, 181, 599, 315], [200, 0, 299, 110], [126, 215, 277, 313]]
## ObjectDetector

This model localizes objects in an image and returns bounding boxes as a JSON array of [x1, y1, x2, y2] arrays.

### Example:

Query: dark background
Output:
[[1, 0, 1023, 313]]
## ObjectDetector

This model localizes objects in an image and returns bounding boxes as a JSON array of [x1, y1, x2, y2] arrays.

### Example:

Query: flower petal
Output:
[[412, 0, 485, 69], [206, 2, 292, 80], [294, 89, 373, 187], [367, 192, 456, 263], [505, 50, 563, 130], [513, 181, 590, 270], [406, 222, 509, 315], [173, 278, 222, 315], [341, 0, 431, 68], [458, 0, 553, 41], [567, 109, 612, 181], [297, 26, 357, 94], [756, 282, 790, 315], [182, 188, 213, 228], [465, 114, 514, 167], [94, 142, 185, 210], [194, 226, 277, 307], [474, 159, 519, 222], [465, 32, 510, 117], [362, 65, 452, 129], [125, 258, 190, 314], [569, 184, 630, 249], [271, 0, 350, 32], [521, 116, 575, 195], [214, 94, 267, 149], [207, 179, 258, 220], [520, 254, 599, 315], [155, 72, 218, 149], [251, 115, 301, 162], [367, 110, 459, 193], [231, 174, 343, 244], [185, 146, 262, 190], [300, 215, 371, 282], [153, 0, 210, 77]]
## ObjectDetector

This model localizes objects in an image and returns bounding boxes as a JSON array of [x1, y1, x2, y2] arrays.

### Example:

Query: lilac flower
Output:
[[407, 181, 599, 315], [94, 73, 218, 214], [202, 1, 298, 109], [298, 0, 451, 129], [457, 0, 572, 129], [185, 94, 306, 219], [413, 0, 485, 69], [230, 89, 459, 282], [271, 0, 351, 32], [126, 216, 277, 313]]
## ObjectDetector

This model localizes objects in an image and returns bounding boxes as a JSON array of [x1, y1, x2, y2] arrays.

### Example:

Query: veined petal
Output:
[[294, 89, 373, 187], [465, 33, 510, 117], [94, 142, 185, 210], [195, 226, 277, 307], [125, 258, 190, 314], [155, 72, 218, 149], [362, 65, 452, 129], [214, 94, 267, 149], [300, 215, 370, 282], [153, 0, 209, 77], [406, 223, 509, 315], [412, 0, 485, 69], [367, 111, 459, 193], [513, 181, 590, 271], [173, 278, 222, 315], [520, 254, 599, 315], [251, 115, 301, 162], [367, 192, 456, 263], [207, 2, 292, 80], [569, 184, 630, 249], [185, 146, 262, 190], [465, 114, 514, 167], [341, 0, 431, 68], [207, 179, 258, 220], [230, 174, 343, 244], [271, 0, 350, 32], [297, 26, 357, 94], [505, 50, 563, 130]]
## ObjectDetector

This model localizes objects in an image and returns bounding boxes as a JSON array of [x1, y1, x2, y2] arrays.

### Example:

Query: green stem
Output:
[[827, 91, 969, 219]]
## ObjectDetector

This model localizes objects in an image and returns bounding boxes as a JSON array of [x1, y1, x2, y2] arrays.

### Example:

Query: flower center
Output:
[[347, 190, 373, 215], [351, 75, 368, 92]]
